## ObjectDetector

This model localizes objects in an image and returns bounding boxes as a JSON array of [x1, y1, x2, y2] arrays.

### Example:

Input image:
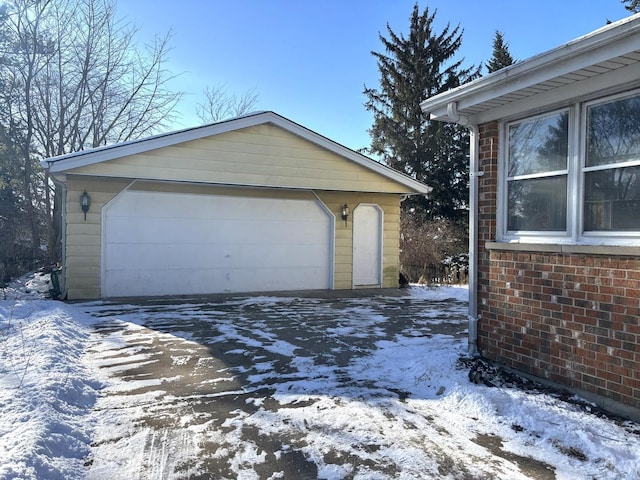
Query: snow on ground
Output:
[[1, 277, 639, 479], [405, 284, 469, 302], [0, 274, 102, 479]]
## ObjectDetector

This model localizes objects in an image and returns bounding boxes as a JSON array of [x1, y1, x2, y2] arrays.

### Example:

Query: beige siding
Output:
[[128, 181, 317, 201], [316, 191, 401, 289], [64, 176, 404, 299], [68, 124, 412, 193], [65, 176, 130, 298]]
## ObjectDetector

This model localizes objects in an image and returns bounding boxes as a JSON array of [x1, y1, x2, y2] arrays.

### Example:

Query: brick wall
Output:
[[475, 122, 640, 411], [477, 122, 498, 277]]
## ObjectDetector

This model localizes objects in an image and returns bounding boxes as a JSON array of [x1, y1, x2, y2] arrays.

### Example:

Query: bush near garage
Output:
[[400, 215, 468, 285]]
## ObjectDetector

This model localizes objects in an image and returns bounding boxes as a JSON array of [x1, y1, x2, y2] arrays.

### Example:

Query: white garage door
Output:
[[102, 190, 333, 297]]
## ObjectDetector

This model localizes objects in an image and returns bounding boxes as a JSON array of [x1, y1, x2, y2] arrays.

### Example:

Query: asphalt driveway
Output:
[[77, 288, 567, 479]]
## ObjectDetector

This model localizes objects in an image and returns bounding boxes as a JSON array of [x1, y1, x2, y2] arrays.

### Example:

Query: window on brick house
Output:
[[506, 110, 569, 232], [584, 94, 640, 231], [502, 89, 640, 243]]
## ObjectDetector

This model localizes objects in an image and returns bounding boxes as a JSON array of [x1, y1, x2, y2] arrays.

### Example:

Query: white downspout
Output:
[[442, 102, 481, 356]]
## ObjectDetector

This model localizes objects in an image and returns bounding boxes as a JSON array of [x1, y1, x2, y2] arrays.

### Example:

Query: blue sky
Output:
[[117, 1, 632, 152]]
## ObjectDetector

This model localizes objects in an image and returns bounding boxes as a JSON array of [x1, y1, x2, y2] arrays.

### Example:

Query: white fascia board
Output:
[[421, 13, 640, 122], [42, 110, 431, 195], [277, 117, 432, 195], [469, 60, 640, 124], [42, 112, 274, 173]]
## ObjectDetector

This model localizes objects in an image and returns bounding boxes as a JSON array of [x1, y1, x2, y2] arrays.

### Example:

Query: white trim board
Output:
[[43, 111, 431, 195]]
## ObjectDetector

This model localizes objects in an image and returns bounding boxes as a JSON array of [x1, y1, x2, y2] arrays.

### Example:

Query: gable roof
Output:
[[420, 13, 640, 125], [42, 111, 430, 195]]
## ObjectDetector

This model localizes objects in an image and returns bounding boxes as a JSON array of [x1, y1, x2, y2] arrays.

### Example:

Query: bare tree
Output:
[[400, 214, 468, 284], [195, 84, 259, 123], [0, 0, 182, 266]]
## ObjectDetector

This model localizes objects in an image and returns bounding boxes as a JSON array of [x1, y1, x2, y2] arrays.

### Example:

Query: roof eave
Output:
[[41, 111, 431, 195], [421, 13, 640, 124], [41, 111, 274, 173]]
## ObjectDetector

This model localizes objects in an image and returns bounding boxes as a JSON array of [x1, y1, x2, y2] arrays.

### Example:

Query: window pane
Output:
[[584, 166, 640, 231], [508, 112, 568, 177], [508, 176, 567, 231], [587, 94, 640, 167]]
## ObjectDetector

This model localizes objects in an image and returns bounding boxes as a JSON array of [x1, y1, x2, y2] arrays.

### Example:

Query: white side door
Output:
[[352, 204, 383, 288]]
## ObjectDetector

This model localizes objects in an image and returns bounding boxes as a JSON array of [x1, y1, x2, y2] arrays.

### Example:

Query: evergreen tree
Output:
[[486, 30, 516, 73], [364, 4, 479, 223], [622, 0, 640, 14]]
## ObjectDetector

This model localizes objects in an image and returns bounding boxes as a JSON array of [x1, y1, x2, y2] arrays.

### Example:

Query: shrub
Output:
[[400, 215, 468, 284]]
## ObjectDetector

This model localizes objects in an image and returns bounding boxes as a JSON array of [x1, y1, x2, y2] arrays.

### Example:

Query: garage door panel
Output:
[[108, 218, 330, 246], [230, 265, 328, 290], [103, 191, 333, 297], [105, 244, 220, 270], [107, 214, 331, 241], [105, 216, 193, 243], [234, 244, 329, 267], [107, 241, 330, 270], [266, 222, 329, 243], [105, 263, 330, 296], [104, 268, 231, 296]]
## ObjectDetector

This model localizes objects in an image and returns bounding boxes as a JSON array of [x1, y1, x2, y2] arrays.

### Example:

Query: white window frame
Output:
[[499, 108, 574, 243], [580, 90, 640, 242], [498, 89, 640, 246]]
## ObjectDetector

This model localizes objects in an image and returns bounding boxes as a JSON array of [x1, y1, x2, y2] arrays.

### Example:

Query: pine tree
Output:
[[363, 4, 479, 222], [622, 0, 640, 14], [486, 30, 516, 74]]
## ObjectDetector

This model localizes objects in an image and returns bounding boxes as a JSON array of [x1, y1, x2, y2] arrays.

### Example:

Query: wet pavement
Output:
[[77, 289, 556, 479]]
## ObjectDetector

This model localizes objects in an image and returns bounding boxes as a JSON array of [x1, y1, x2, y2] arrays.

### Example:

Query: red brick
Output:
[[473, 122, 640, 408]]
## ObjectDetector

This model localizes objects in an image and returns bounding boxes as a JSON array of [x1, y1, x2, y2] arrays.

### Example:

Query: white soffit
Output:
[[421, 13, 640, 124]]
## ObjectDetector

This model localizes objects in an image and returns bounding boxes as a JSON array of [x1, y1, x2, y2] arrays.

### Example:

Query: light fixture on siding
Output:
[[341, 203, 350, 226], [80, 190, 91, 220]]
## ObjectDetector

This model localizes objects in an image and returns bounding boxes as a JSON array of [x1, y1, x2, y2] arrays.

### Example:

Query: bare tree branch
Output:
[[196, 84, 259, 123], [0, 0, 183, 265]]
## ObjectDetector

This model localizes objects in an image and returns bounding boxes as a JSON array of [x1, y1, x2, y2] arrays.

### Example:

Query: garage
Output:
[[43, 111, 431, 299], [103, 189, 333, 297]]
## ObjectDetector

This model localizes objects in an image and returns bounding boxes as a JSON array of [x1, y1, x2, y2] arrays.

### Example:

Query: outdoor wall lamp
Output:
[[341, 203, 350, 226], [80, 190, 91, 220]]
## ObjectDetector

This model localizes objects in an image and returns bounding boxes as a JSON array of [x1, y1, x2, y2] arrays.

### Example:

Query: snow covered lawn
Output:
[[1, 276, 639, 479]]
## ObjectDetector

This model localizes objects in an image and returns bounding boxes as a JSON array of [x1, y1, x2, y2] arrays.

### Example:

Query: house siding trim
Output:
[[420, 14, 640, 125]]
